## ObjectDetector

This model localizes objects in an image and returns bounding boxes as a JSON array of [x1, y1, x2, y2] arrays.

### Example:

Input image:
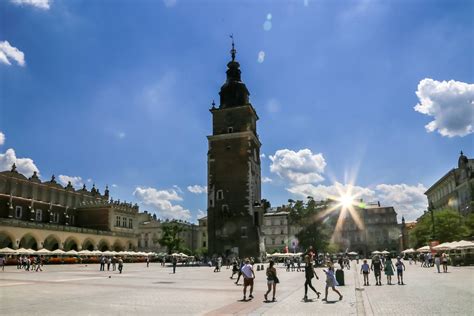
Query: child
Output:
[[360, 259, 370, 286], [395, 257, 406, 285], [323, 265, 343, 301]]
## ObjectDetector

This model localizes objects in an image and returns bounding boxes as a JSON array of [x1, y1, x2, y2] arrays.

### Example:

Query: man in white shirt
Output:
[[241, 258, 255, 301]]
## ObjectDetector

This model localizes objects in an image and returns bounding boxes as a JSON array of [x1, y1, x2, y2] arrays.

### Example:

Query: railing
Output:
[[0, 218, 136, 238]]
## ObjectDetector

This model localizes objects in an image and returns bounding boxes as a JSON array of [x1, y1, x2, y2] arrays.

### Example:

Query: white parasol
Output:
[[0, 247, 16, 254]]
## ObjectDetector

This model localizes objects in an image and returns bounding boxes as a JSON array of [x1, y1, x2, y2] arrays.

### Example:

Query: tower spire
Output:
[[230, 34, 236, 61]]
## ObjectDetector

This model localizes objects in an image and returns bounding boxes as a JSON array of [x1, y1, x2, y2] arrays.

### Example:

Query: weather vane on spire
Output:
[[230, 34, 236, 61]]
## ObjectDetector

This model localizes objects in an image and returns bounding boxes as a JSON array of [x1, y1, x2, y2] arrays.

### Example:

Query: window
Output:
[[15, 206, 22, 219], [129, 219, 133, 229], [228, 127, 233, 133], [271, 238, 275, 245], [53, 212, 59, 223], [222, 205, 229, 213], [35, 209, 42, 221], [241, 226, 247, 238], [202, 232, 206, 237], [280, 229, 284, 235], [281, 240, 285, 245], [123, 217, 127, 227], [280, 219, 284, 225], [116, 216, 121, 227], [202, 241, 206, 247], [217, 190, 224, 200]]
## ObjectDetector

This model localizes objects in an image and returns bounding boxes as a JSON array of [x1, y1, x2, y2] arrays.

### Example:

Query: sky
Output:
[[0, 0, 473, 222]]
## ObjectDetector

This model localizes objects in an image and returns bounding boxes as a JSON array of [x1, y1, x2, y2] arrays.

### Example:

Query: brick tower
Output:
[[207, 40, 264, 260]]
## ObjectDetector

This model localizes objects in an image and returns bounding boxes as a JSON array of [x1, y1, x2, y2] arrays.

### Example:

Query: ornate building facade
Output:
[[425, 151, 473, 215], [207, 42, 264, 259], [0, 165, 138, 251]]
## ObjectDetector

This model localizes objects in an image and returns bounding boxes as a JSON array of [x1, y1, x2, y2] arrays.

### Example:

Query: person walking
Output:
[[107, 257, 111, 271], [264, 260, 278, 302], [434, 253, 441, 273], [323, 265, 343, 301], [230, 259, 239, 279], [442, 253, 448, 273], [384, 256, 395, 285], [241, 258, 255, 301], [100, 256, 105, 271], [118, 257, 124, 274], [35, 256, 43, 272], [371, 255, 383, 285], [235, 260, 244, 285], [360, 259, 370, 286], [395, 257, 405, 285], [172, 256, 177, 274], [303, 255, 321, 302], [146, 256, 150, 268], [0, 256, 5, 271], [112, 256, 117, 271]]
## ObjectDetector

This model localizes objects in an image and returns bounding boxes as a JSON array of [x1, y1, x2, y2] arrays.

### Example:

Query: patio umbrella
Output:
[[78, 250, 92, 256], [416, 245, 431, 253], [381, 250, 390, 255], [372, 250, 381, 255], [51, 249, 66, 255], [16, 248, 33, 255], [348, 251, 358, 255], [432, 242, 455, 251], [0, 247, 16, 254], [102, 250, 114, 256], [452, 240, 474, 249], [66, 250, 79, 256], [35, 248, 52, 255], [401, 248, 415, 254], [90, 250, 103, 256]]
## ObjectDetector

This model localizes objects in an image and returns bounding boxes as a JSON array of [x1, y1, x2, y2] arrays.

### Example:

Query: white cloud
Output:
[[0, 41, 25, 67], [196, 209, 206, 219], [58, 175, 83, 188], [0, 148, 39, 178], [287, 182, 375, 202], [262, 177, 273, 183], [187, 185, 207, 194], [287, 182, 427, 221], [163, 0, 177, 8], [414, 78, 474, 137], [375, 183, 428, 221], [258, 51, 265, 63], [270, 149, 326, 184], [133, 186, 191, 220], [260, 153, 266, 159], [11, 0, 50, 9], [112, 184, 118, 188], [87, 178, 92, 183], [0, 132, 5, 145]]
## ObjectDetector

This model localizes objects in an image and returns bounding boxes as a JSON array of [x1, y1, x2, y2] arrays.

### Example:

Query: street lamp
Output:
[[428, 202, 436, 241]]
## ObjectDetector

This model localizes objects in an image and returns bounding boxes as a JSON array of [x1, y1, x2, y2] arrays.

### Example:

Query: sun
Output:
[[338, 194, 354, 208]]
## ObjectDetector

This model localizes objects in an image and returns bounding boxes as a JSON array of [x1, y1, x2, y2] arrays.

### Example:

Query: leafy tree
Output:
[[295, 221, 330, 253], [158, 223, 184, 254], [409, 209, 469, 248]]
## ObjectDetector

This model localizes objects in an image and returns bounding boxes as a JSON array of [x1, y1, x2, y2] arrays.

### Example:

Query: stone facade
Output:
[[207, 44, 264, 259], [331, 203, 399, 255], [425, 151, 473, 215]]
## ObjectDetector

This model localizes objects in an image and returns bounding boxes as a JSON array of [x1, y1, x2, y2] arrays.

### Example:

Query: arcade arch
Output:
[[0, 231, 14, 248], [19, 233, 39, 250], [63, 236, 80, 251], [43, 234, 61, 250], [82, 238, 95, 251], [97, 239, 110, 251]]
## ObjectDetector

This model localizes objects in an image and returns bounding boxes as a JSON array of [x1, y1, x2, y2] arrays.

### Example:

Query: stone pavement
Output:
[[0, 261, 473, 315]]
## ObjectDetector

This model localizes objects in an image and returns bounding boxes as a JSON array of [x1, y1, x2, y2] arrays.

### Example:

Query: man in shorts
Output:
[[241, 258, 255, 301], [360, 259, 370, 286], [395, 257, 406, 285], [371, 255, 382, 286]]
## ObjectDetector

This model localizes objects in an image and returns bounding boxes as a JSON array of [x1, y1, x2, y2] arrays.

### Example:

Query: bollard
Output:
[[261, 264, 264, 270], [256, 265, 260, 271]]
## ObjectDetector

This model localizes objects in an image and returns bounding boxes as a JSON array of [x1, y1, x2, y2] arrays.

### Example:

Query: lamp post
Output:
[[428, 202, 436, 241]]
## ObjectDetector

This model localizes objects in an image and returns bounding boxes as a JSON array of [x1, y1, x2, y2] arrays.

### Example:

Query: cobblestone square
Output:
[[1, 261, 473, 315]]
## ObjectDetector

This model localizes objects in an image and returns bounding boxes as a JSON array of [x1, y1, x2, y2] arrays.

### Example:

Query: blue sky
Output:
[[1, 0, 473, 222]]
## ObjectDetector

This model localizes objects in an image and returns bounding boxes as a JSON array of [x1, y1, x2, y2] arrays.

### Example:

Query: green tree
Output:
[[158, 223, 184, 254], [409, 209, 469, 248], [295, 221, 330, 253]]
